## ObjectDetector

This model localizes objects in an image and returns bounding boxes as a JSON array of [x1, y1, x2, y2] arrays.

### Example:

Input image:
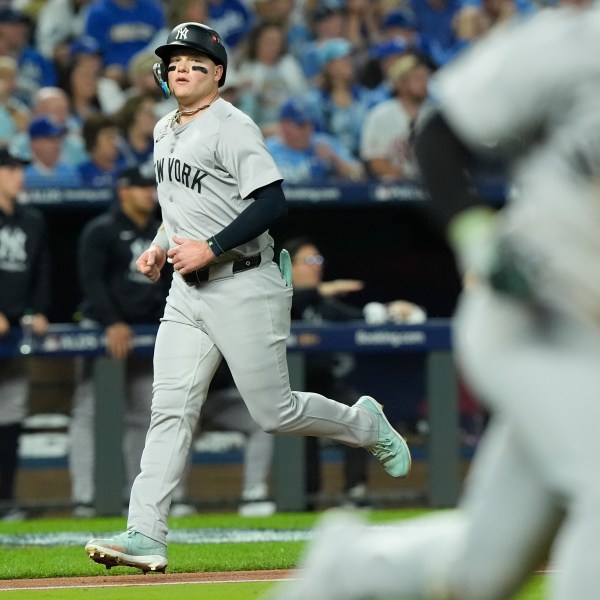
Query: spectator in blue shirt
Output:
[[307, 38, 372, 159], [78, 114, 125, 189], [266, 96, 364, 184], [408, 0, 471, 67], [84, 0, 166, 88], [208, 0, 254, 51], [24, 116, 82, 188]]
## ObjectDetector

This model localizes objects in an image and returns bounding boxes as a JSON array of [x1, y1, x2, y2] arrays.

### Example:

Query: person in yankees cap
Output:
[[84, 22, 412, 573]]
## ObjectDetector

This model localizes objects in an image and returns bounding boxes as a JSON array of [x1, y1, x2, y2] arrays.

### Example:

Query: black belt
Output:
[[182, 254, 261, 286]]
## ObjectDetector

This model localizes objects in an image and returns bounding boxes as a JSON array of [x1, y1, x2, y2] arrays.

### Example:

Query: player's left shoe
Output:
[[355, 396, 412, 478], [85, 530, 167, 573]]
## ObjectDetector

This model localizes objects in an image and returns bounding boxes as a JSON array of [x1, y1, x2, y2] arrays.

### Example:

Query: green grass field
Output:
[[0, 510, 546, 598]]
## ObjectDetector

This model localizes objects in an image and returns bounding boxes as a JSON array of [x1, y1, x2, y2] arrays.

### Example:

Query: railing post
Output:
[[92, 356, 126, 516], [273, 352, 308, 511]]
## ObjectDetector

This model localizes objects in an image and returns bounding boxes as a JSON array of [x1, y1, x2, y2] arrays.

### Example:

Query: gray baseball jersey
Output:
[[153, 97, 281, 261], [127, 97, 382, 544]]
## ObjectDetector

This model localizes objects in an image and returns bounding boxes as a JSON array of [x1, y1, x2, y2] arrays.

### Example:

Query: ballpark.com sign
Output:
[[354, 329, 426, 348]]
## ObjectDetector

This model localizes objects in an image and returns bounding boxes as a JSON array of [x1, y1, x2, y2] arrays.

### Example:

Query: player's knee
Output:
[[253, 414, 282, 435]]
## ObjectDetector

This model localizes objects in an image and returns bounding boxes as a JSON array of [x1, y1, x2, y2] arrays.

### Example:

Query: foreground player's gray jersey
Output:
[[153, 98, 282, 262], [433, 7, 600, 325]]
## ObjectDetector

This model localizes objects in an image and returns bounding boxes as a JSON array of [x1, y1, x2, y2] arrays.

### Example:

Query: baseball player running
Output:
[[84, 22, 411, 573], [269, 6, 600, 600]]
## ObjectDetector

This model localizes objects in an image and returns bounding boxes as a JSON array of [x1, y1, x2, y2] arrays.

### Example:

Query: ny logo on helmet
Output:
[[175, 27, 189, 40]]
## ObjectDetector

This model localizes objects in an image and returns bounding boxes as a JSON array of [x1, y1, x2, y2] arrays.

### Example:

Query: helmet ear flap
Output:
[[153, 62, 171, 98]]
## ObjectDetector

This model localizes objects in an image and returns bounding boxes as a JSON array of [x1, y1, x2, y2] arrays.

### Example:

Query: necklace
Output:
[[174, 92, 220, 124], [176, 103, 211, 119]]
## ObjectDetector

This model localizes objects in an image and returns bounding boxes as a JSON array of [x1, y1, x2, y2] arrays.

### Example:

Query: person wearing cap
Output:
[[10, 87, 87, 168], [69, 164, 167, 517], [360, 54, 431, 181], [362, 38, 413, 104], [24, 116, 82, 188], [307, 37, 372, 158], [0, 147, 50, 521], [266, 96, 364, 183]]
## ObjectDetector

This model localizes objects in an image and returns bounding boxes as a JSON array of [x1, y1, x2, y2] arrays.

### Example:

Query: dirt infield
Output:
[[0, 570, 294, 590]]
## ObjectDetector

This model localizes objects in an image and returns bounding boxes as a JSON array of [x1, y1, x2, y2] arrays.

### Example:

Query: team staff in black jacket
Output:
[[69, 164, 170, 516], [0, 147, 50, 521]]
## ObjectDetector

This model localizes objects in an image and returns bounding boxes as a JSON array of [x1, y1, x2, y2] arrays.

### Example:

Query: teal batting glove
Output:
[[279, 249, 292, 287]]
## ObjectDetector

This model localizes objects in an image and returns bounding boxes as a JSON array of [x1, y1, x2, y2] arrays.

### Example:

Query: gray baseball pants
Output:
[[128, 260, 379, 543]]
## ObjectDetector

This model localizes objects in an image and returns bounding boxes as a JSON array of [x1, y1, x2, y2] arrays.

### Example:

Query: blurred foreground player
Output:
[[269, 7, 600, 600]]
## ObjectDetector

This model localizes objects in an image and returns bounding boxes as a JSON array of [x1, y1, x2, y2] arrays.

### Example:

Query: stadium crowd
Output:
[[0, 0, 561, 187]]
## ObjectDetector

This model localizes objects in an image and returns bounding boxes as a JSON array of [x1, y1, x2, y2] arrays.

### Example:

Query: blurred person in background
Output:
[[83, 0, 166, 89], [361, 37, 413, 105], [266, 96, 364, 183], [69, 164, 166, 517], [251, 0, 311, 60], [344, 0, 380, 53], [78, 113, 125, 188], [24, 115, 82, 188], [360, 54, 431, 180], [0, 146, 50, 522], [237, 21, 307, 137], [0, 57, 31, 145], [207, 0, 254, 54], [299, 1, 348, 82], [35, 0, 92, 66], [453, 0, 537, 47], [115, 94, 157, 170], [307, 37, 371, 159], [59, 36, 124, 120], [11, 86, 87, 167], [0, 7, 57, 107], [286, 236, 426, 509], [407, 0, 470, 67], [123, 51, 176, 118]]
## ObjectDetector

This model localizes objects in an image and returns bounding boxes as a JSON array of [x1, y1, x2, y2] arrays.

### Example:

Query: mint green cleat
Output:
[[355, 396, 412, 478], [85, 530, 167, 573]]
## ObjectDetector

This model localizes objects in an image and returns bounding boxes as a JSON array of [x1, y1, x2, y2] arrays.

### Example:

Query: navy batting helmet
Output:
[[154, 22, 228, 91]]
